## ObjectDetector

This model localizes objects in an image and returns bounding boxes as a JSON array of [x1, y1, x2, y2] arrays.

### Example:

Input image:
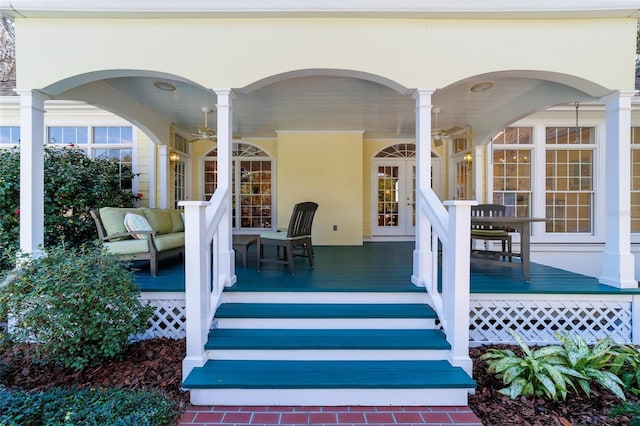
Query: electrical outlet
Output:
[[333, 225, 338, 231]]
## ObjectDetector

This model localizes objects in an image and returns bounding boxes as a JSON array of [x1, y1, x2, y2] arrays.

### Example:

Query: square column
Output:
[[215, 89, 236, 284], [412, 89, 435, 285], [599, 90, 637, 288], [16, 90, 47, 258]]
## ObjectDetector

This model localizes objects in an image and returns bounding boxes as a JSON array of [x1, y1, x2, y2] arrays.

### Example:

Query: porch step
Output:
[[204, 328, 450, 360], [214, 302, 438, 329], [183, 360, 475, 406]]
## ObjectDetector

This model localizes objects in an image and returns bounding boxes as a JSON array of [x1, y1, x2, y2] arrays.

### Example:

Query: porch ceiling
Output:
[[78, 73, 597, 144]]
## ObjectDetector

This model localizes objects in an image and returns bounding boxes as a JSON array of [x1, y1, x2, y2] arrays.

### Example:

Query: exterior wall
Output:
[[277, 131, 363, 245], [135, 130, 153, 208], [14, 18, 636, 93]]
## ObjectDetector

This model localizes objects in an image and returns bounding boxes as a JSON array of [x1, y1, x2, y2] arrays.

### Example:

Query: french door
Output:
[[372, 160, 416, 237]]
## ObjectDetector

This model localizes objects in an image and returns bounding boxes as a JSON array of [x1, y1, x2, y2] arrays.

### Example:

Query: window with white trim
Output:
[[204, 143, 273, 230], [491, 127, 532, 217], [0, 126, 20, 145], [545, 126, 595, 233], [173, 134, 188, 209], [47, 126, 134, 190], [631, 127, 640, 232]]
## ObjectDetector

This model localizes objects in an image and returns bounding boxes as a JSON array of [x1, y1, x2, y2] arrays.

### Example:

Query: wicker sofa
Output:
[[90, 207, 185, 276]]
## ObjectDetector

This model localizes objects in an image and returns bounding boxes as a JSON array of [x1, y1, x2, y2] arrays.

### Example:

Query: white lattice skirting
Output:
[[470, 294, 640, 346], [138, 293, 186, 340]]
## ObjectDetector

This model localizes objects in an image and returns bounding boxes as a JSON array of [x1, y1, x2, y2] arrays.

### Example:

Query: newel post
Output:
[[180, 200, 211, 378], [443, 200, 476, 375]]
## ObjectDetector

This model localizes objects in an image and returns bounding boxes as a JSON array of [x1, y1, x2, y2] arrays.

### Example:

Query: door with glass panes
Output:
[[372, 160, 416, 236]]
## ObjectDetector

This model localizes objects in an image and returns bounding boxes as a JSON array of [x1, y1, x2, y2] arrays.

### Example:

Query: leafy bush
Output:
[[610, 402, 640, 426], [0, 386, 178, 425], [0, 146, 139, 270], [481, 329, 584, 401], [555, 332, 626, 400], [0, 243, 153, 371], [609, 343, 640, 395]]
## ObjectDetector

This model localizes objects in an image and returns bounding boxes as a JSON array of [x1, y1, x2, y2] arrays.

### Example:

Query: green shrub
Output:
[[555, 332, 626, 400], [610, 402, 640, 426], [0, 243, 153, 371], [0, 386, 178, 425], [481, 329, 584, 401], [609, 343, 640, 395], [0, 146, 139, 270]]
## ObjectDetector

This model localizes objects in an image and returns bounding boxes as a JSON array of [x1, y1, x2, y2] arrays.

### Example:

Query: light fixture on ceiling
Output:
[[153, 81, 176, 92], [470, 82, 494, 93]]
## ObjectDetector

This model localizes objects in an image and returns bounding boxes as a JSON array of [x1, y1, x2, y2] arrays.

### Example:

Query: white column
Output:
[[599, 90, 637, 288], [158, 144, 170, 208], [411, 89, 435, 286], [215, 89, 236, 285], [17, 90, 47, 258]]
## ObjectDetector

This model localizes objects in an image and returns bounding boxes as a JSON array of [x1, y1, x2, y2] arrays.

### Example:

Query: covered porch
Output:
[[136, 241, 640, 347]]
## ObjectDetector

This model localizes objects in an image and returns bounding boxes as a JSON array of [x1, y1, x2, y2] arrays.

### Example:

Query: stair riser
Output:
[[222, 291, 429, 305], [215, 318, 438, 329], [189, 388, 470, 406], [206, 349, 450, 361]]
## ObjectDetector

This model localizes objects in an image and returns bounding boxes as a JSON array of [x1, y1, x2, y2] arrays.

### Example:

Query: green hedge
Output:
[[0, 386, 178, 425]]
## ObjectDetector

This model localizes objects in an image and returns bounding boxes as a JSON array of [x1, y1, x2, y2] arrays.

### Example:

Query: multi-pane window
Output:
[[173, 134, 188, 208], [631, 127, 640, 232], [203, 143, 273, 230], [545, 127, 595, 233], [46, 126, 134, 190], [0, 126, 20, 145], [452, 137, 472, 200], [492, 127, 532, 217]]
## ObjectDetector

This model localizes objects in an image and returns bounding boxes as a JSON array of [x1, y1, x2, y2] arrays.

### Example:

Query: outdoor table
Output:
[[470, 216, 546, 281], [232, 234, 258, 268]]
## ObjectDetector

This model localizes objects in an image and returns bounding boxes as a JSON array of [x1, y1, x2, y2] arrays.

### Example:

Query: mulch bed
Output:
[[1, 338, 639, 425]]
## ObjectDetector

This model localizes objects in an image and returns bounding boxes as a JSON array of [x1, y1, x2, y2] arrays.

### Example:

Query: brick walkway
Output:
[[178, 405, 483, 425]]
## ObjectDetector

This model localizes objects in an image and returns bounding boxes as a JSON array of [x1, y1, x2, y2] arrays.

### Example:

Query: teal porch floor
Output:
[[134, 242, 640, 295]]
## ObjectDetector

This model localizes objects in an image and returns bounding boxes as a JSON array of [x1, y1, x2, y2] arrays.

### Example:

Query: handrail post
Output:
[[180, 200, 210, 378], [443, 200, 476, 375]]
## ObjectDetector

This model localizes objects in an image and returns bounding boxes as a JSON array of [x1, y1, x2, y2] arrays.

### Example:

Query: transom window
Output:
[[545, 127, 595, 233], [492, 127, 532, 217], [204, 143, 273, 230]]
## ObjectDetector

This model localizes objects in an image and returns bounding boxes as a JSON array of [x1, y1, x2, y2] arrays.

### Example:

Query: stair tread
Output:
[[215, 303, 437, 319], [205, 328, 449, 350], [183, 360, 475, 389]]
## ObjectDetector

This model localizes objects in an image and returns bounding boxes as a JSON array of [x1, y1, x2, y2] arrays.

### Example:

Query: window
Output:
[[0, 126, 20, 145], [631, 127, 640, 232], [46, 126, 134, 190], [452, 137, 472, 200], [492, 127, 532, 217], [545, 127, 595, 233], [204, 143, 273, 230], [173, 134, 188, 209]]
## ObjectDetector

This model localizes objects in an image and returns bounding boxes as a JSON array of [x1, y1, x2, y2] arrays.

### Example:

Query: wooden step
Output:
[[214, 302, 439, 329], [205, 328, 449, 350], [183, 360, 475, 406]]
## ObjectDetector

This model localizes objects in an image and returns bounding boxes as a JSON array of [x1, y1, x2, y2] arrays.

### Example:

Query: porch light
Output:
[[463, 152, 473, 163], [169, 150, 179, 163]]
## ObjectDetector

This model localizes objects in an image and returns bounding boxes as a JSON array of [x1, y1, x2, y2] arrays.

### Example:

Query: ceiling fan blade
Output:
[[443, 126, 466, 136]]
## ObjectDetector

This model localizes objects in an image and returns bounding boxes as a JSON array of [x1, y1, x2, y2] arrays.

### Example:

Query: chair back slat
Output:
[[286, 201, 319, 238], [471, 204, 508, 231]]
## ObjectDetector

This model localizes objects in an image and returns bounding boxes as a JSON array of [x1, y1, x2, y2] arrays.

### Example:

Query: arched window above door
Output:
[[203, 142, 274, 231], [374, 143, 438, 159]]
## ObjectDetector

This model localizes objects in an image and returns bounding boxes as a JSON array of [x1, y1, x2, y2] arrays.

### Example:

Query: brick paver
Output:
[[178, 405, 483, 425]]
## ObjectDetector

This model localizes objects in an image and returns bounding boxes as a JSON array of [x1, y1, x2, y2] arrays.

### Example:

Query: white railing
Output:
[[416, 188, 475, 375], [180, 187, 235, 378]]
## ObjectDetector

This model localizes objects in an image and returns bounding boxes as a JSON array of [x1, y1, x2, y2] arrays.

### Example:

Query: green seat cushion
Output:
[[260, 231, 307, 241], [153, 232, 185, 251], [103, 239, 150, 255], [471, 229, 509, 237], [141, 208, 173, 234], [168, 209, 185, 233], [99, 207, 144, 238]]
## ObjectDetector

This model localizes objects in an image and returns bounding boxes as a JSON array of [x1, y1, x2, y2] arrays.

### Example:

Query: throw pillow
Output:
[[123, 212, 154, 239]]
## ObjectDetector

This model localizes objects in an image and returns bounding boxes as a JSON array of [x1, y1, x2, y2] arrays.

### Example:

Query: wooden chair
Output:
[[471, 204, 513, 261], [257, 201, 318, 275]]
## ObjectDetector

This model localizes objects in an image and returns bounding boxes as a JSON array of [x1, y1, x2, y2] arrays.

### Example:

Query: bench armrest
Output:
[[102, 230, 156, 241]]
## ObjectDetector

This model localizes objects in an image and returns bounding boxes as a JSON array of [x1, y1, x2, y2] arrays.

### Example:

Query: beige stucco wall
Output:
[[277, 131, 363, 245], [14, 18, 637, 93]]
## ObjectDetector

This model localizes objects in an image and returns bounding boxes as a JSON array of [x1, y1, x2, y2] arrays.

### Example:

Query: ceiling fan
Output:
[[188, 107, 217, 143], [431, 107, 465, 147]]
